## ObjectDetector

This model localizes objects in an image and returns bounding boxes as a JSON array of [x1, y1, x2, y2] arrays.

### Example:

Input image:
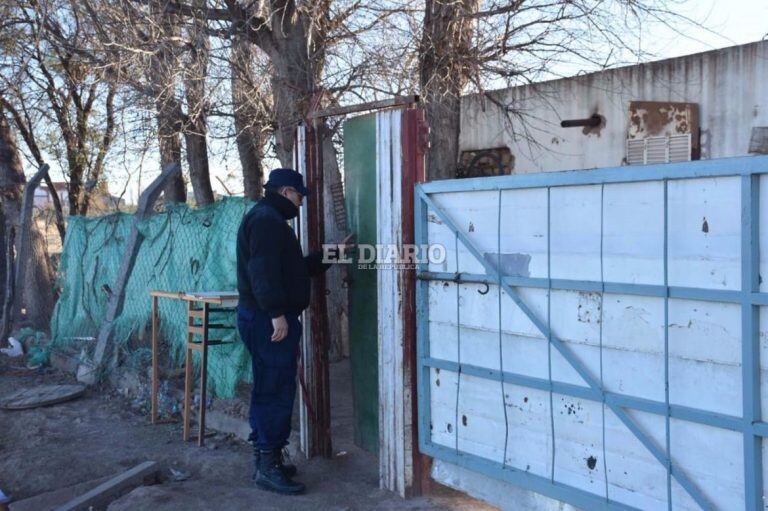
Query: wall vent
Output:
[[626, 134, 692, 165]]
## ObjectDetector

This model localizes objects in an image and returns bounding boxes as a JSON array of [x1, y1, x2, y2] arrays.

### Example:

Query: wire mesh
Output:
[[49, 197, 255, 397]]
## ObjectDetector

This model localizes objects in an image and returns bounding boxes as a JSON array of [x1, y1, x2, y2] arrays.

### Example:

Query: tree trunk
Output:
[[184, 129, 212, 205], [0, 109, 23, 341], [0, 210, 5, 315], [262, 17, 353, 363], [66, 157, 86, 214], [0, 108, 54, 333], [419, 0, 479, 180], [79, 85, 116, 216], [0, 95, 67, 239], [271, 78, 306, 168], [157, 104, 186, 203], [19, 225, 54, 331], [265, 24, 316, 167], [152, 4, 186, 204], [183, 2, 214, 207], [0, 226, 13, 343], [231, 34, 266, 201], [43, 173, 67, 240]]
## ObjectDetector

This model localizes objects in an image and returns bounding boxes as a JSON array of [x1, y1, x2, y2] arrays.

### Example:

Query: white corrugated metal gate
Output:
[[415, 156, 768, 510]]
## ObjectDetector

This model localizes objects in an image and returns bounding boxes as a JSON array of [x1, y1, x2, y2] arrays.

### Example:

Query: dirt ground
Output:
[[0, 354, 495, 510]]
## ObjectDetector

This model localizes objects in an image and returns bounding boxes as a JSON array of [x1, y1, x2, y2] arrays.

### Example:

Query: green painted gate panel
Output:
[[343, 113, 379, 453]]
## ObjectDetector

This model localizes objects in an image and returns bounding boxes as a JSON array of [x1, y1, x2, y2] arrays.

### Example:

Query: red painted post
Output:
[[305, 121, 333, 458], [401, 108, 431, 496]]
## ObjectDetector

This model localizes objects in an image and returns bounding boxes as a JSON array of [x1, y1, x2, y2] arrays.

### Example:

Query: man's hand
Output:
[[271, 315, 289, 342]]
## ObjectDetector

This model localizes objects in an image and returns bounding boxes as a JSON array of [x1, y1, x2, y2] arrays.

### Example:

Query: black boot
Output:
[[255, 449, 305, 495], [278, 448, 298, 478], [251, 444, 297, 479]]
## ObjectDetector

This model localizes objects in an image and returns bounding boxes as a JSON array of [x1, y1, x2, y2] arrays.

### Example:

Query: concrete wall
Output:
[[459, 41, 768, 173]]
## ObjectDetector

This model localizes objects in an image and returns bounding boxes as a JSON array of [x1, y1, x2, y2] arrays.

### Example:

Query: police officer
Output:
[[236, 168, 339, 495]]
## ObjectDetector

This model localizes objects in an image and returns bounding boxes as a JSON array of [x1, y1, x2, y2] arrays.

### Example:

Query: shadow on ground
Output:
[[0, 354, 495, 510]]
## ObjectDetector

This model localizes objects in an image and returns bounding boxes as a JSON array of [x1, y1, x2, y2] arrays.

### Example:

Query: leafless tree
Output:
[[68, 0, 222, 205], [0, 105, 55, 335], [0, 0, 117, 226], [182, 1, 215, 205], [230, 32, 272, 200], [417, 0, 698, 179]]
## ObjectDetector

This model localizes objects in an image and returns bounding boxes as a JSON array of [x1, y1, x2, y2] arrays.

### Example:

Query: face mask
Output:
[[265, 191, 299, 220]]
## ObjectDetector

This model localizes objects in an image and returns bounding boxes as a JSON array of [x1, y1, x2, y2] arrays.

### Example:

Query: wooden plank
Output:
[[378, 107, 430, 497], [9, 475, 113, 511], [92, 163, 181, 376], [151, 295, 159, 424], [377, 109, 412, 496], [192, 323, 233, 330], [149, 290, 186, 299], [376, 109, 394, 490], [188, 339, 231, 346], [306, 121, 332, 457], [309, 95, 419, 119], [183, 291, 239, 304], [294, 124, 315, 458], [391, 110, 406, 495], [54, 461, 157, 511], [197, 303, 209, 446], [183, 302, 193, 442]]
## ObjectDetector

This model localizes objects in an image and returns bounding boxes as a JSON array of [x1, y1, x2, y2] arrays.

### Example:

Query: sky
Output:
[[36, 0, 768, 203], [641, 0, 767, 60]]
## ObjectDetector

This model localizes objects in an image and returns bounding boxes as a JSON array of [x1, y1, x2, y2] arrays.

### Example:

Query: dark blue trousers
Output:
[[237, 305, 301, 450]]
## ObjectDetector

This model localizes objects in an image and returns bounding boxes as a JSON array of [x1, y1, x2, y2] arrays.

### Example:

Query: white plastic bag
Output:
[[0, 337, 23, 357]]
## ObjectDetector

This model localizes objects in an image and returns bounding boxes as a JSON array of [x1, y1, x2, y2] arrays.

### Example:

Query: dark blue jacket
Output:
[[236, 192, 328, 318]]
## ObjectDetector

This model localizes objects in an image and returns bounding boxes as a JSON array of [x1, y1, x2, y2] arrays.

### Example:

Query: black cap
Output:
[[263, 168, 310, 196]]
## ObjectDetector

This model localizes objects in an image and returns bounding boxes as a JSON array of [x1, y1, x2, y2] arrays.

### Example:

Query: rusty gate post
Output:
[[305, 120, 333, 458], [402, 107, 431, 495]]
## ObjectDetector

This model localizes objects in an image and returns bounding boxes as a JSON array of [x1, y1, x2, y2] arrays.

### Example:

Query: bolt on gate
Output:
[[415, 155, 768, 510]]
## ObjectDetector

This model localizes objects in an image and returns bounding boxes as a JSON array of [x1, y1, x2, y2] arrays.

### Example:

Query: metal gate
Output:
[[415, 155, 768, 510]]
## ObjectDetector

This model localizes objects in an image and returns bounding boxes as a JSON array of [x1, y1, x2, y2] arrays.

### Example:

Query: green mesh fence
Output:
[[50, 197, 256, 397]]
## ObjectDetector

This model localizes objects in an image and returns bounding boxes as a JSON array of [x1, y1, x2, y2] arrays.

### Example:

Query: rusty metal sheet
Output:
[[457, 147, 514, 178], [749, 126, 768, 154], [628, 101, 700, 159]]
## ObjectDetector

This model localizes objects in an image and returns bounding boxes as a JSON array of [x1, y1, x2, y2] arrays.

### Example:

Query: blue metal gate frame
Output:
[[414, 155, 768, 510]]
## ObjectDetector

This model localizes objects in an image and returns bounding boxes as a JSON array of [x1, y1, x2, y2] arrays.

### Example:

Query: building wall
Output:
[[432, 42, 768, 510], [33, 189, 50, 209], [459, 41, 768, 173]]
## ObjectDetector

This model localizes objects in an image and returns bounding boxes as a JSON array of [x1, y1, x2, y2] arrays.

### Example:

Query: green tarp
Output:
[[50, 197, 254, 397]]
